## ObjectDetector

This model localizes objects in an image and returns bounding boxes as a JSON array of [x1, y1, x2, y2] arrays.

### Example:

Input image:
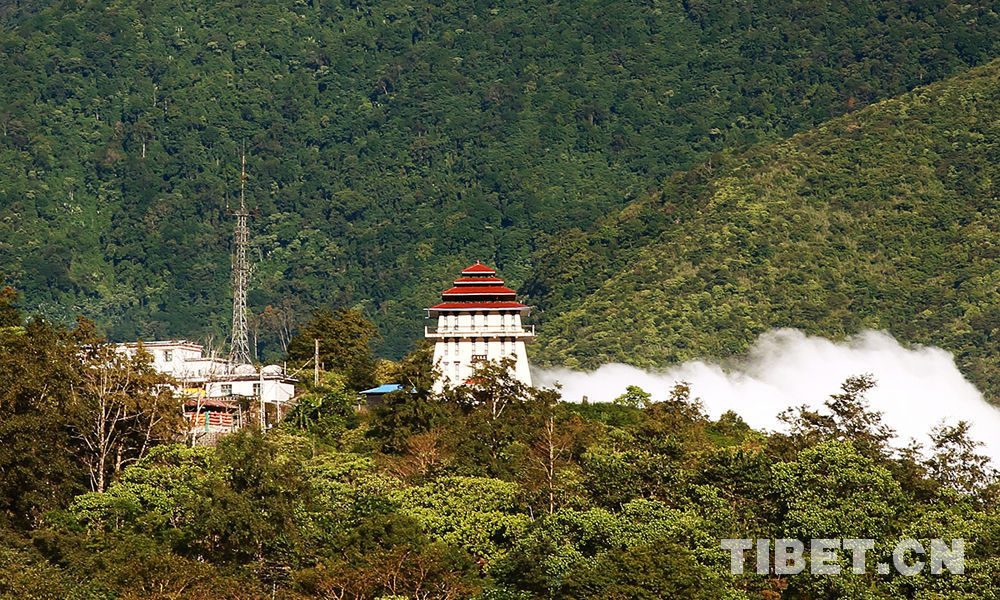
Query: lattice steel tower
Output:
[[229, 151, 253, 366]]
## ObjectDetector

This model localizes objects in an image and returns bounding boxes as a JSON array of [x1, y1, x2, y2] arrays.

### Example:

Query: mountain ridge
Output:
[[532, 57, 1000, 397]]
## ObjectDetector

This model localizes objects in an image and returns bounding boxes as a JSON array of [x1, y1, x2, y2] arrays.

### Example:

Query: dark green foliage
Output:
[[561, 401, 643, 428], [556, 541, 727, 600], [299, 514, 481, 599], [612, 384, 651, 409], [368, 341, 455, 453], [3, 0, 1000, 358], [6, 0, 1000, 595], [287, 308, 379, 390], [0, 317, 86, 530], [775, 374, 895, 460], [287, 386, 361, 438], [925, 421, 995, 496], [693, 446, 778, 533], [188, 429, 315, 564], [443, 358, 545, 479]]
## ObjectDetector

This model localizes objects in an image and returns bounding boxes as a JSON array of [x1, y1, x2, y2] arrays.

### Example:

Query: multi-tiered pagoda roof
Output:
[[427, 261, 529, 311]]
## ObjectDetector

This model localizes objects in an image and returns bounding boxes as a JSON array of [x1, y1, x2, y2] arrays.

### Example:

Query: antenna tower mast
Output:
[[229, 149, 254, 366]]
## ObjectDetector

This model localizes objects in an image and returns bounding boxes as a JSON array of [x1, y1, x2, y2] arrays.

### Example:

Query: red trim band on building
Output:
[[428, 301, 529, 310]]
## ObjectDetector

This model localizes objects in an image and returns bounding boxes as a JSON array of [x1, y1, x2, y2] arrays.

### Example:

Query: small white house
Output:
[[203, 363, 296, 405]]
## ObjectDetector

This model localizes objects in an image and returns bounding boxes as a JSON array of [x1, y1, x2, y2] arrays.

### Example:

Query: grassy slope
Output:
[[533, 58, 1000, 397]]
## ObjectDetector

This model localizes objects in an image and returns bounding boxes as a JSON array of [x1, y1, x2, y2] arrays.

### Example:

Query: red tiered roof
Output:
[[461, 261, 496, 275], [442, 285, 517, 296], [453, 276, 505, 285], [427, 262, 528, 311]]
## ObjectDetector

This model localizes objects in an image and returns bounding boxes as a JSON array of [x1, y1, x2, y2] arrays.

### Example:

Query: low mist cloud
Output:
[[534, 329, 1000, 464]]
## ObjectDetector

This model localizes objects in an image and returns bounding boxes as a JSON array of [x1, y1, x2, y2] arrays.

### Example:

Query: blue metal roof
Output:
[[359, 383, 404, 395]]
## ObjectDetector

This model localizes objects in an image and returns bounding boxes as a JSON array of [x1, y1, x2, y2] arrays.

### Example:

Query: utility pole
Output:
[[229, 147, 254, 366], [259, 367, 265, 430], [314, 338, 320, 386]]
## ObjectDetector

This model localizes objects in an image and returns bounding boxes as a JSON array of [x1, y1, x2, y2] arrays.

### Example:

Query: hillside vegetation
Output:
[[3, 0, 1000, 356], [2, 295, 997, 599], [532, 58, 1000, 397]]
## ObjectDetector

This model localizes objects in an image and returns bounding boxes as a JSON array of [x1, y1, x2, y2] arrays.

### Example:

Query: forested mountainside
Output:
[[531, 57, 1000, 397], [3, 0, 1000, 358]]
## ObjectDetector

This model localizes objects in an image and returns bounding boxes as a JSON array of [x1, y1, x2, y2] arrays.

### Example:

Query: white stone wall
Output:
[[116, 343, 207, 378], [430, 309, 533, 392], [204, 377, 295, 404]]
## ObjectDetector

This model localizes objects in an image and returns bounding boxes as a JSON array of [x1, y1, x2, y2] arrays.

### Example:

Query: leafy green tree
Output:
[[390, 476, 531, 565], [300, 514, 481, 600], [368, 341, 455, 454], [499, 498, 728, 598], [772, 440, 905, 541], [776, 375, 895, 459], [556, 541, 726, 600], [286, 372, 360, 438], [613, 385, 651, 409], [633, 382, 713, 455], [64, 444, 217, 538], [693, 446, 778, 536], [45, 532, 265, 600], [925, 421, 997, 495], [287, 308, 379, 390], [0, 316, 86, 529], [186, 429, 315, 565], [442, 358, 549, 479]]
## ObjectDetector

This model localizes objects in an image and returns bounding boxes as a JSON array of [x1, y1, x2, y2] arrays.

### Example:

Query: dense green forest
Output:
[[4, 0, 1000, 359], [530, 57, 1000, 398], [1, 296, 997, 599], [5, 0, 1000, 597]]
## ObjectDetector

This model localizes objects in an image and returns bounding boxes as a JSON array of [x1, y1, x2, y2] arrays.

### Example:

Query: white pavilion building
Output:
[[425, 261, 534, 391]]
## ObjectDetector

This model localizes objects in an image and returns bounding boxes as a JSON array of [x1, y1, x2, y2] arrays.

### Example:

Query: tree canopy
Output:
[[532, 57, 1000, 399], [287, 308, 379, 389], [3, 0, 1000, 360], [5, 359, 995, 599]]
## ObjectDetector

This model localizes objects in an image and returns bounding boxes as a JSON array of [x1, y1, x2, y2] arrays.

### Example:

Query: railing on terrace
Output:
[[425, 325, 535, 336], [186, 412, 237, 431]]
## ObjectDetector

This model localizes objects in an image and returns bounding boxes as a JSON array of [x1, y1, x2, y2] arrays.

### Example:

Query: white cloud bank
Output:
[[534, 329, 1000, 465]]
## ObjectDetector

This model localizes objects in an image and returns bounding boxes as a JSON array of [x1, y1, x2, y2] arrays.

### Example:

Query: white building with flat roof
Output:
[[116, 340, 229, 383]]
